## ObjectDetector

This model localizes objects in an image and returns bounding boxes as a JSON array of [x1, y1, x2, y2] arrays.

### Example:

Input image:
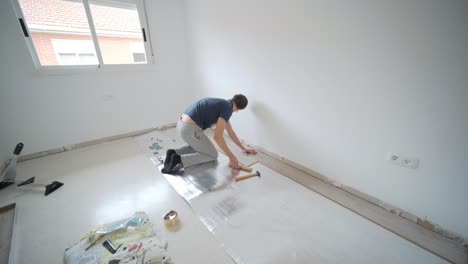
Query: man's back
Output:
[[184, 98, 233, 130]]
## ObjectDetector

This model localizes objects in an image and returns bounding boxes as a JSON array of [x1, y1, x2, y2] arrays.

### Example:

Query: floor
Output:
[[0, 138, 234, 263], [0, 128, 455, 263]]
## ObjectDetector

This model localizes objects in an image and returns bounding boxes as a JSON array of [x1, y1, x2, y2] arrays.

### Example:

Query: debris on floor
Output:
[[149, 143, 163, 151], [134, 128, 182, 165], [64, 212, 172, 264]]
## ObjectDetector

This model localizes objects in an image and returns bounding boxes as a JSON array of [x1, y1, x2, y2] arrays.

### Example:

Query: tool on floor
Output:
[[0, 143, 64, 195], [235, 171, 261, 182], [85, 234, 106, 251], [83, 211, 147, 251], [102, 239, 120, 254], [230, 164, 253, 172], [19, 179, 64, 196], [3, 175, 64, 196]]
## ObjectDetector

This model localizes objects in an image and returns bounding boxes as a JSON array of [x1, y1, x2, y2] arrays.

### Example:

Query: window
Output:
[[12, 0, 152, 67], [53, 39, 98, 65]]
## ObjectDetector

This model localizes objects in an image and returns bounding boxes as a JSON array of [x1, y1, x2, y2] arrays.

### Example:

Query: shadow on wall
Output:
[[249, 100, 320, 167]]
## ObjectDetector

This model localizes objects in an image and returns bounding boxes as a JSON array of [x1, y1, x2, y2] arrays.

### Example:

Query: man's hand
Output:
[[229, 155, 240, 170], [242, 148, 257, 155]]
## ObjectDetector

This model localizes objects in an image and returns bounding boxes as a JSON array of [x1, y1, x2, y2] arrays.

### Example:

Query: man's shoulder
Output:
[[202, 97, 223, 102], [218, 99, 232, 110], [201, 97, 230, 107]]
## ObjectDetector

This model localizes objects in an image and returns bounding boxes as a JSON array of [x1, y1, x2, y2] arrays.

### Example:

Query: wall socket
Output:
[[388, 153, 419, 169]]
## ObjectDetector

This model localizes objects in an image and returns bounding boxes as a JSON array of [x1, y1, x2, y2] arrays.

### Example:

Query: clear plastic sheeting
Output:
[[137, 128, 446, 264], [94, 212, 146, 234], [159, 155, 238, 202], [163, 163, 447, 264]]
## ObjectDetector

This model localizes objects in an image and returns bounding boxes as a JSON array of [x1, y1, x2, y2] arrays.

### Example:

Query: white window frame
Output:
[[9, 0, 154, 70]]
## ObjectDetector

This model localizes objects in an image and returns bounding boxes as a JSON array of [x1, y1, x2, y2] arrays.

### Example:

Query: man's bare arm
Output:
[[213, 118, 240, 169], [226, 121, 258, 155]]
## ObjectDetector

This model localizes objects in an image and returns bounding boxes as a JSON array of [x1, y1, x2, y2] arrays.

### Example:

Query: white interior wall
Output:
[[0, 133, 7, 167], [0, 0, 194, 163], [185, 0, 468, 238]]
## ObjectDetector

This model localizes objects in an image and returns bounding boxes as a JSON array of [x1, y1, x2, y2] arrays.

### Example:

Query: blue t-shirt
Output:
[[184, 98, 233, 130]]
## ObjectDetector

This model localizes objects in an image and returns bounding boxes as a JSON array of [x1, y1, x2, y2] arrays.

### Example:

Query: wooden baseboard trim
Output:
[[1, 123, 177, 164]]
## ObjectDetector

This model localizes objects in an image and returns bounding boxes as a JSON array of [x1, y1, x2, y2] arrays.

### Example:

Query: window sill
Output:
[[32, 62, 157, 76]]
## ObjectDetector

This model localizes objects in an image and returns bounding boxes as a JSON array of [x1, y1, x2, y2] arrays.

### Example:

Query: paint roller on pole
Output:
[[0, 143, 64, 196], [0, 143, 25, 190], [235, 171, 261, 182], [2, 143, 23, 181]]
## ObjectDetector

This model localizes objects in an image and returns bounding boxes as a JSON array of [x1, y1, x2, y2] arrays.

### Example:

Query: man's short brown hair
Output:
[[232, 94, 248, 110]]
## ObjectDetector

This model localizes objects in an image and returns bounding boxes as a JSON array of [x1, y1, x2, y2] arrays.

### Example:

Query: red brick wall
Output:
[[31, 32, 143, 65]]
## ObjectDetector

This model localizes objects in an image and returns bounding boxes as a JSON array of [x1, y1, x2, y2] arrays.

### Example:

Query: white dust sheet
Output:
[[135, 129, 447, 264]]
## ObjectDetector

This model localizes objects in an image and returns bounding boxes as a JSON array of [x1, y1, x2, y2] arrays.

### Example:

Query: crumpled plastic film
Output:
[[159, 154, 237, 202]]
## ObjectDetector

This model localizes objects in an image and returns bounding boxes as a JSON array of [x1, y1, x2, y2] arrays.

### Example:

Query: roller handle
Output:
[[14, 143, 24, 155]]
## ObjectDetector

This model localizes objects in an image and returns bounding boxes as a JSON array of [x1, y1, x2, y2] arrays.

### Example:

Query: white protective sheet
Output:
[[136, 129, 447, 264]]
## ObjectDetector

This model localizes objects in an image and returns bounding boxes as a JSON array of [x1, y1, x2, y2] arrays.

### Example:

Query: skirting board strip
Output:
[[1, 123, 177, 164], [239, 140, 467, 247]]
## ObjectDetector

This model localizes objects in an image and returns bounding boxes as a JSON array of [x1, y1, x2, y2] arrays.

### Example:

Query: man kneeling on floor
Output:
[[162, 94, 257, 174]]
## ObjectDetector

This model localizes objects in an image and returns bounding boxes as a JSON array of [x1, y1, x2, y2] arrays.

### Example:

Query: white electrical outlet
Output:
[[388, 153, 419, 169]]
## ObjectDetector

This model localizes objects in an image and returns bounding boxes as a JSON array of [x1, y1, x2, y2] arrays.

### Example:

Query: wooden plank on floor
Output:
[[255, 150, 467, 264]]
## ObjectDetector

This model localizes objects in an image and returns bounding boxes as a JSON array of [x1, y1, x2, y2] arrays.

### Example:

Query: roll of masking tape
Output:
[[163, 210, 179, 227]]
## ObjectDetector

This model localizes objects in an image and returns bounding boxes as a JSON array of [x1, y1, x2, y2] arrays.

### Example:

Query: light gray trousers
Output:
[[175, 120, 219, 168]]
